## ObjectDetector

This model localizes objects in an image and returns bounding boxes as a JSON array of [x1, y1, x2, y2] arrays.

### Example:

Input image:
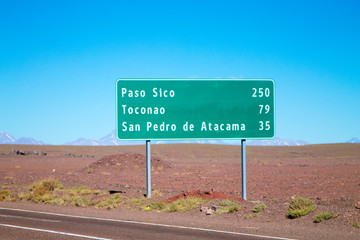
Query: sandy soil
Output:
[[0, 143, 360, 239]]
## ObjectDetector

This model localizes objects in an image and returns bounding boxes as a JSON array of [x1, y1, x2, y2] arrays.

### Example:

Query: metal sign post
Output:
[[241, 139, 246, 200], [146, 140, 151, 198]]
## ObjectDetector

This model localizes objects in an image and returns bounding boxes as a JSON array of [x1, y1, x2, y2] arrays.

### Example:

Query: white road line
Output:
[[0, 207, 295, 240], [0, 214, 61, 223], [0, 223, 112, 240]]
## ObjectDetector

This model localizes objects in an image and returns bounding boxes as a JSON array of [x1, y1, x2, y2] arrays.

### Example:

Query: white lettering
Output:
[[201, 122, 207, 131], [153, 88, 175, 98], [200, 122, 245, 132], [147, 122, 176, 132], [121, 105, 165, 115], [121, 88, 127, 97], [122, 122, 127, 131], [122, 122, 140, 132], [121, 88, 146, 98], [183, 122, 194, 131]]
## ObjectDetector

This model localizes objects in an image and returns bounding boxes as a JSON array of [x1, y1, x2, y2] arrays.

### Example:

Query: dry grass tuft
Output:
[[96, 194, 123, 210], [352, 221, 360, 228], [286, 197, 316, 219], [218, 200, 241, 213], [143, 197, 210, 213], [26, 178, 64, 203], [252, 203, 267, 213], [164, 197, 209, 212], [314, 211, 337, 223], [152, 189, 162, 198], [0, 190, 13, 201], [244, 213, 258, 219], [30, 178, 64, 192]]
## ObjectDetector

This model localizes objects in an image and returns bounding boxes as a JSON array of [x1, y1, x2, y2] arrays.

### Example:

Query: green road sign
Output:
[[116, 79, 275, 140]]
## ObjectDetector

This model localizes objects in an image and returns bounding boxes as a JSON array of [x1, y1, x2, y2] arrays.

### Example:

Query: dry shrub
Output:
[[85, 167, 93, 174], [96, 194, 123, 210], [252, 203, 267, 213], [286, 197, 316, 219], [0, 190, 13, 201], [314, 211, 337, 223], [30, 178, 63, 192], [219, 200, 241, 213], [164, 197, 209, 212], [152, 189, 162, 198], [353, 221, 360, 228], [28, 178, 64, 203]]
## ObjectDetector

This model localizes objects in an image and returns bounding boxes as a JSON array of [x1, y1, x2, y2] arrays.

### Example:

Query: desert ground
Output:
[[0, 143, 359, 239]]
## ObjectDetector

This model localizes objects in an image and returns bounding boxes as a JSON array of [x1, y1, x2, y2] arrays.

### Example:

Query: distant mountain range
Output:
[[65, 130, 310, 146], [64, 131, 143, 146], [0, 131, 46, 145], [1, 130, 359, 146], [346, 137, 360, 143]]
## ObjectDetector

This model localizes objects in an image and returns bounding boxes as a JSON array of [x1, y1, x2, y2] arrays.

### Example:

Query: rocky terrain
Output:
[[0, 143, 359, 239]]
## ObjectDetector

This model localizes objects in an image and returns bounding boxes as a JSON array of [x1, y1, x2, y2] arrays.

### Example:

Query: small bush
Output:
[[244, 213, 258, 219], [218, 200, 241, 213], [164, 197, 209, 212], [42, 178, 63, 191], [227, 205, 240, 213], [352, 221, 360, 228], [125, 197, 146, 207], [30, 193, 56, 204], [61, 194, 71, 202], [64, 186, 103, 197], [28, 178, 64, 203], [73, 196, 97, 207], [166, 203, 179, 212], [76, 186, 93, 195], [39, 193, 56, 203], [314, 211, 337, 223], [143, 201, 166, 211], [96, 194, 123, 210], [0, 190, 13, 201], [49, 198, 64, 206], [30, 178, 63, 192], [152, 189, 162, 198], [219, 199, 237, 207], [66, 186, 94, 196], [286, 197, 316, 219], [85, 167, 93, 174], [252, 203, 267, 213], [21, 179, 108, 207], [33, 185, 48, 198], [17, 192, 29, 200]]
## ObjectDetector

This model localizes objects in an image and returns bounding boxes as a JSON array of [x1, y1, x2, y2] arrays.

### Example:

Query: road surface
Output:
[[0, 207, 293, 240]]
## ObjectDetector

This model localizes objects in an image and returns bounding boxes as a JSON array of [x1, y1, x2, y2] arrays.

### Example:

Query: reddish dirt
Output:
[[1, 144, 359, 204], [163, 190, 245, 203], [89, 153, 171, 171], [0, 143, 360, 239]]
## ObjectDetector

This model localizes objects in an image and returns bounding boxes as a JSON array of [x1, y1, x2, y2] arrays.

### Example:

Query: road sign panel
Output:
[[116, 79, 275, 140]]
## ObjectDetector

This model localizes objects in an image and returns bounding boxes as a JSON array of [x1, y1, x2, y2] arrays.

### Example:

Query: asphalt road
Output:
[[0, 208, 292, 240]]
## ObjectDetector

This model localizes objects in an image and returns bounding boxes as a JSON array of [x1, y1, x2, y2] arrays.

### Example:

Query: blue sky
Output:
[[1, 0, 359, 145]]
